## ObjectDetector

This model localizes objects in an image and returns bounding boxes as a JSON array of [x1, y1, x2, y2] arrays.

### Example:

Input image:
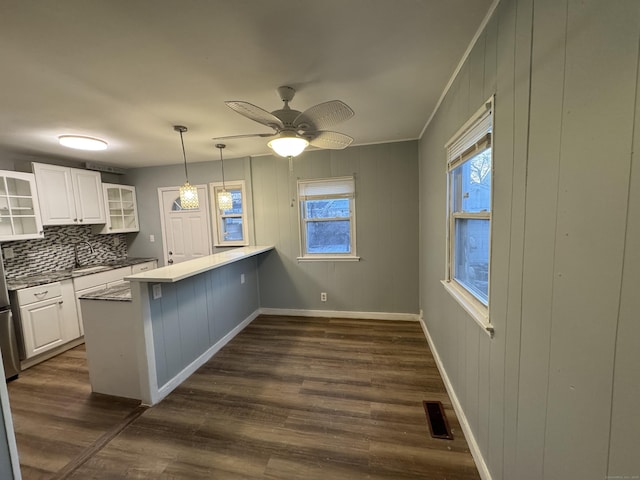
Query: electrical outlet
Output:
[[149, 234, 155, 243], [3, 247, 15, 260], [321, 292, 327, 302], [240, 273, 245, 284], [113, 237, 120, 246], [152, 284, 162, 299]]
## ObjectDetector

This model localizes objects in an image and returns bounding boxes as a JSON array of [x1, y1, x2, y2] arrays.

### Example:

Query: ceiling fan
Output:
[[214, 86, 355, 157]]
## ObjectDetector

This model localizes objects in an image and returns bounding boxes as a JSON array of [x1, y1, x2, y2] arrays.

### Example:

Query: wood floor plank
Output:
[[10, 316, 481, 479]]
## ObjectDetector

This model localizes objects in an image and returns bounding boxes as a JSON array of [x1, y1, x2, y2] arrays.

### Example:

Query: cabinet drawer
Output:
[[73, 266, 132, 290], [16, 282, 62, 306], [131, 261, 156, 274]]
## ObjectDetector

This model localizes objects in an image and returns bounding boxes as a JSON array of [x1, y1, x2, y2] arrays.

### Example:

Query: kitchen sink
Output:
[[71, 265, 111, 276]]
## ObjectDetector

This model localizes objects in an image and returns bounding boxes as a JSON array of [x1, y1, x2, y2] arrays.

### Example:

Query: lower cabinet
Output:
[[15, 260, 157, 363], [17, 280, 79, 359]]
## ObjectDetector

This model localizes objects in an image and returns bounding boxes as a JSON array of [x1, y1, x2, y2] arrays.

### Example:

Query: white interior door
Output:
[[159, 186, 211, 266]]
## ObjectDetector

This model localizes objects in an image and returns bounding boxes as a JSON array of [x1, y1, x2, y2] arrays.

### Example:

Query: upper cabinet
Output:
[[93, 183, 139, 234], [0, 170, 44, 241], [32, 163, 106, 226]]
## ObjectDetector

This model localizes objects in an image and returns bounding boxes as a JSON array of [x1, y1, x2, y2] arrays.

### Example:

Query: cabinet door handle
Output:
[[58, 300, 64, 305], [73, 218, 78, 222], [34, 290, 48, 298]]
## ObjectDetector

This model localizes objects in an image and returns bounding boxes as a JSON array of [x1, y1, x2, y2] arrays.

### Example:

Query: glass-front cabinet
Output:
[[93, 183, 139, 234], [0, 170, 44, 241]]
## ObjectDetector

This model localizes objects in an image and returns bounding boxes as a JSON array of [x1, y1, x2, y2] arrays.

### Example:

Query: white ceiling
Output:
[[0, 0, 493, 168]]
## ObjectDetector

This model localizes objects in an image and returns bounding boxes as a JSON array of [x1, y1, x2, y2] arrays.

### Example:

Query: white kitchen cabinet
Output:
[[16, 280, 79, 359], [32, 163, 106, 226], [93, 183, 139, 234], [0, 170, 44, 241]]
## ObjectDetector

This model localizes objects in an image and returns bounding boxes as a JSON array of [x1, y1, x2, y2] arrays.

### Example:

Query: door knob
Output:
[[168, 259, 174, 264]]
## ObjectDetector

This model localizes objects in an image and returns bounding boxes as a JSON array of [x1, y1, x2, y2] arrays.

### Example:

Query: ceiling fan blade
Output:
[[212, 133, 275, 141], [308, 131, 354, 150], [294, 100, 354, 131], [225, 101, 284, 130]]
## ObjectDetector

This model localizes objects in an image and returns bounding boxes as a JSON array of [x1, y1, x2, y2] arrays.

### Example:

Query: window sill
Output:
[[441, 280, 494, 338], [297, 255, 361, 262]]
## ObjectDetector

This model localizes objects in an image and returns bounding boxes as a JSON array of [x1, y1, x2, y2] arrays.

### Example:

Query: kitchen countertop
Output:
[[79, 281, 132, 302], [6, 257, 157, 290], [126, 246, 274, 283]]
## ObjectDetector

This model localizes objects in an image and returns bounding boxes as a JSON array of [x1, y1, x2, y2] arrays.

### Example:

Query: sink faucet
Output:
[[74, 241, 95, 268]]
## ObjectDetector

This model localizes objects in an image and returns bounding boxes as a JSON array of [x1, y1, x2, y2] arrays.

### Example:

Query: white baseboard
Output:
[[155, 309, 261, 403], [418, 318, 493, 480], [259, 308, 420, 322]]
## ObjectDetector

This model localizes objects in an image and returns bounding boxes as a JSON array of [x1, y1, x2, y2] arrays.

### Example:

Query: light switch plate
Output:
[[152, 284, 162, 299]]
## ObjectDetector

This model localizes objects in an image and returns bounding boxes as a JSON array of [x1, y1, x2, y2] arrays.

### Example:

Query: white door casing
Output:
[[158, 186, 212, 266]]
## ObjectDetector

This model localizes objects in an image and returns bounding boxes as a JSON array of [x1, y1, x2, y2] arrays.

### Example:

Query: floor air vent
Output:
[[423, 401, 453, 440]]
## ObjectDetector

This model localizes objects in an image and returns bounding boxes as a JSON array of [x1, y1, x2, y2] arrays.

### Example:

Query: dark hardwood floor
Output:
[[8, 316, 480, 479], [6, 344, 141, 479]]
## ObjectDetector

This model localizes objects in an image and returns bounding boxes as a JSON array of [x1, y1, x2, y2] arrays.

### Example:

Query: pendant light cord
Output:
[[180, 130, 189, 182], [217, 144, 227, 189]]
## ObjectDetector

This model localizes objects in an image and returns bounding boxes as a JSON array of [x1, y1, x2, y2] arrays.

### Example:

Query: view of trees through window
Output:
[[304, 199, 351, 253], [451, 148, 491, 304]]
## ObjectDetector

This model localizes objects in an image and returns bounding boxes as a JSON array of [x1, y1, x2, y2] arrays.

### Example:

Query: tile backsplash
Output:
[[2, 225, 127, 279]]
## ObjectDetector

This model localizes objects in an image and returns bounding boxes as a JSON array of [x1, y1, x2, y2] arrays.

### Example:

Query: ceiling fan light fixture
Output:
[[175, 125, 199, 209], [58, 135, 108, 151], [268, 131, 309, 158]]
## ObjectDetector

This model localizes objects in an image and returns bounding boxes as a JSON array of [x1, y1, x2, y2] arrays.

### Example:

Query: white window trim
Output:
[[443, 96, 494, 337], [297, 176, 360, 262], [209, 180, 249, 247]]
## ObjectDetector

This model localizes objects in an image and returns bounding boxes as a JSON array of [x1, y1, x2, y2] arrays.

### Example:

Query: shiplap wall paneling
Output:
[[607, 22, 640, 475], [543, 1, 639, 478], [495, 0, 532, 478], [514, 0, 567, 477], [254, 143, 418, 315]]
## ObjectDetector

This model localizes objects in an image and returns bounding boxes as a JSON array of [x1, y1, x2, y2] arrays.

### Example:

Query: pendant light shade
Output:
[[216, 144, 233, 211], [267, 130, 309, 158], [175, 125, 199, 209]]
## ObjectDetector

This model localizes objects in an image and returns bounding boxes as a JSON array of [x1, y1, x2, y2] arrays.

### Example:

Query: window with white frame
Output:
[[446, 98, 493, 317], [210, 180, 249, 246], [297, 176, 358, 260]]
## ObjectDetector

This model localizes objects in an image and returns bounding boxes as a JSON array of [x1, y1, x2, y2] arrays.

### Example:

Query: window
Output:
[[297, 176, 358, 260], [210, 181, 249, 246], [445, 98, 493, 328]]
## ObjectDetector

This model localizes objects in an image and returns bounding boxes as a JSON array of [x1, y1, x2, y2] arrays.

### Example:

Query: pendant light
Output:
[[215, 144, 233, 211], [175, 125, 199, 209]]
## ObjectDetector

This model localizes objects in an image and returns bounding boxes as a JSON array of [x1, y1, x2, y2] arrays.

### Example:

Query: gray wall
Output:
[[123, 156, 252, 263], [252, 142, 419, 314], [419, 1, 640, 479], [126, 141, 419, 316]]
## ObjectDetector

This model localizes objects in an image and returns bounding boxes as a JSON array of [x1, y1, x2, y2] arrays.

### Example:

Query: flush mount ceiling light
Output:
[[58, 135, 108, 151], [174, 125, 199, 209], [215, 143, 233, 211], [267, 130, 309, 158]]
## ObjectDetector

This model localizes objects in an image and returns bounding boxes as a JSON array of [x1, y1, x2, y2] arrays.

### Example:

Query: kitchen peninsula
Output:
[[80, 246, 274, 405]]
